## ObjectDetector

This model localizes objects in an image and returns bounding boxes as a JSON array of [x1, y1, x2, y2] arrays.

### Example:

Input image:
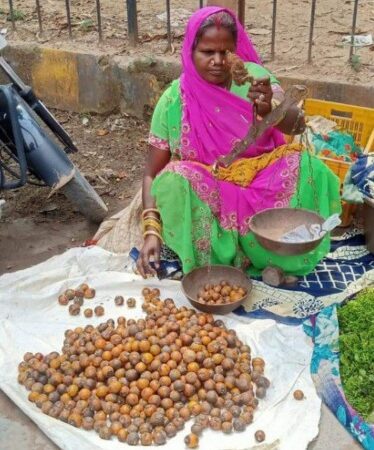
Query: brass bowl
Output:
[[249, 207, 325, 256], [181, 265, 252, 315]]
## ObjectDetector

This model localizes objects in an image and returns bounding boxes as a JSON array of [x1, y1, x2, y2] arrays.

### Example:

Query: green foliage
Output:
[[338, 287, 374, 421], [7, 9, 25, 21], [78, 19, 95, 32]]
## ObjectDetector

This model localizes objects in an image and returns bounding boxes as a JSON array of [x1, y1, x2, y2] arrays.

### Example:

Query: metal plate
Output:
[[181, 265, 253, 315], [249, 207, 325, 256]]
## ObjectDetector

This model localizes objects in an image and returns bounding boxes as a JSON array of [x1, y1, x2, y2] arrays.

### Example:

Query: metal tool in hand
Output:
[[212, 85, 308, 171]]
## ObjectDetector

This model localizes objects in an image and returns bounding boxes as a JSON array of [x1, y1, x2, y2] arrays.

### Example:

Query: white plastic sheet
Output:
[[0, 247, 321, 450]]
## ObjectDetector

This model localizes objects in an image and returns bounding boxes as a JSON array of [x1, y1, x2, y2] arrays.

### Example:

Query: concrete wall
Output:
[[2, 44, 373, 119], [279, 77, 374, 111], [1, 45, 180, 118]]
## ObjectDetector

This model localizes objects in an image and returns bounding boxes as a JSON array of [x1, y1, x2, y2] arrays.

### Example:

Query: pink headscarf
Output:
[[180, 6, 285, 164]]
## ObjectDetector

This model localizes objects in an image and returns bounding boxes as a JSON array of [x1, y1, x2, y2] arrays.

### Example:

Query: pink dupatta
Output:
[[180, 6, 285, 164], [160, 7, 299, 235]]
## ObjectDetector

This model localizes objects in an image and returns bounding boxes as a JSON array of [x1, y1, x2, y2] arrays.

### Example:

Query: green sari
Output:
[[149, 63, 341, 275]]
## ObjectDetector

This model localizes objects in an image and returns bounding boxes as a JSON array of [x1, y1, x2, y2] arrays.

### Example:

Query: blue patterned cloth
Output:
[[351, 155, 374, 200], [303, 305, 374, 449], [296, 230, 374, 295], [344, 155, 374, 204], [234, 226, 374, 322]]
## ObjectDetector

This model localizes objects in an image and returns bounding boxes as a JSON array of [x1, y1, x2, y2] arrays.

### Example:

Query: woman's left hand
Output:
[[248, 77, 273, 117]]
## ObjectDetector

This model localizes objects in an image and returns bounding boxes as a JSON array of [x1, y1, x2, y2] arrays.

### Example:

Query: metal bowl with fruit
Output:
[[181, 265, 253, 314]]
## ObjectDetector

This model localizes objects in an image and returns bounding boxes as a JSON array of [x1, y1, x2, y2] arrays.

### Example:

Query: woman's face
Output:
[[193, 26, 236, 87]]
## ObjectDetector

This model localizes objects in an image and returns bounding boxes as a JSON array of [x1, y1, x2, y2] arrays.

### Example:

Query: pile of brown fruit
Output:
[[18, 288, 269, 447], [197, 282, 247, 305], [58, 284, 98, 317]]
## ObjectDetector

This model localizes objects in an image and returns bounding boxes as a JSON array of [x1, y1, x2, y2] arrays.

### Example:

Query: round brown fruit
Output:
[[233, 418, 246, 432], [293, 389, 304, 400], [64, 289, 75, 300], [152, 430, 166, 445], [98, 426, 112, 440], [141, 432, 153, 445], [191, 423, 204, 436], [255, 430, 266, 443], [94, 306, 105, 317], [79, 283, 89, 292], [68, 304, 80, 316], [75, 290, 85, 299], [127, 298, 136, 308], [222, 421, 233, 434], [252, 357, 265, 367], [184, 433, 199, 448], [84, 288, 96, 299], [74, 297, 84, 306], [114, 296, 124, 306], [118, 428, 129, 442], [58, 295, 69, 306], [256, 387, 266, 399], [84, 308, 93, 318]]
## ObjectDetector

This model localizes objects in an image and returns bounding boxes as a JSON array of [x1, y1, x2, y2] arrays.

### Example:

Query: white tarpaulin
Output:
[[0, 247, 321, 450]]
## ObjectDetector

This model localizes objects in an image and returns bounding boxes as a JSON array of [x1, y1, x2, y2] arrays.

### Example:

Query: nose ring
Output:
[[210, 60, 215, 66]]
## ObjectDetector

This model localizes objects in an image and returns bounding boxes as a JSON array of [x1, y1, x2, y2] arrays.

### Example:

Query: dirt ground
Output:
[[0, 0, 373, 85], [0, 110, 148, 274]]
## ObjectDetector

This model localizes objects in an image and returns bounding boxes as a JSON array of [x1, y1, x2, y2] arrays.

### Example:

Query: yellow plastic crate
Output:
[[304, 99, 374, 151], [304, 99, 374, 226]]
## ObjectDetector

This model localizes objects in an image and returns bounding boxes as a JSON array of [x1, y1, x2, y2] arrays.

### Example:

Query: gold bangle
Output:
[[143, 215, 161, 223], [144, 225, 162, 235], [143, 218, 162, 228], [144, 229, 163, 243], [143, 219, 162, 233], [142, 208, 160, 218]]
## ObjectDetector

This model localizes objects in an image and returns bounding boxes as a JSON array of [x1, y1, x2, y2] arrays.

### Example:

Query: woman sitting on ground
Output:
[[137, 6, 340, 278]]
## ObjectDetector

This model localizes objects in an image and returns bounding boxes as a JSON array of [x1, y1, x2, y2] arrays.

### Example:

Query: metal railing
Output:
[[4, 0, 362, 63]]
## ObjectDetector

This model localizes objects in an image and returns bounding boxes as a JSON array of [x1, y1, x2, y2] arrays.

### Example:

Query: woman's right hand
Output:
[[136, 235, 161, 278]]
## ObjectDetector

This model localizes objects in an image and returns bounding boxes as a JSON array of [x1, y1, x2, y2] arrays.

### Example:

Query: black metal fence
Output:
[[4, 0, 361, 62]]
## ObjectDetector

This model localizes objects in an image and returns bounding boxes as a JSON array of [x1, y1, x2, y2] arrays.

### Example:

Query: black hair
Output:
[[193, 11, 238, 49]]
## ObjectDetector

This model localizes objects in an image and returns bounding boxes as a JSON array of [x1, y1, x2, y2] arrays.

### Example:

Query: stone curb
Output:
[[1, 44, 373, 119]]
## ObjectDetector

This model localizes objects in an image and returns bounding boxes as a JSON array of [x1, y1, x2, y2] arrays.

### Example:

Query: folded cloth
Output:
[[312, 130, 362, 162], [351, 155, 374, 199], [307, 115, 337, 135], [343, 155, 374, 203]]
